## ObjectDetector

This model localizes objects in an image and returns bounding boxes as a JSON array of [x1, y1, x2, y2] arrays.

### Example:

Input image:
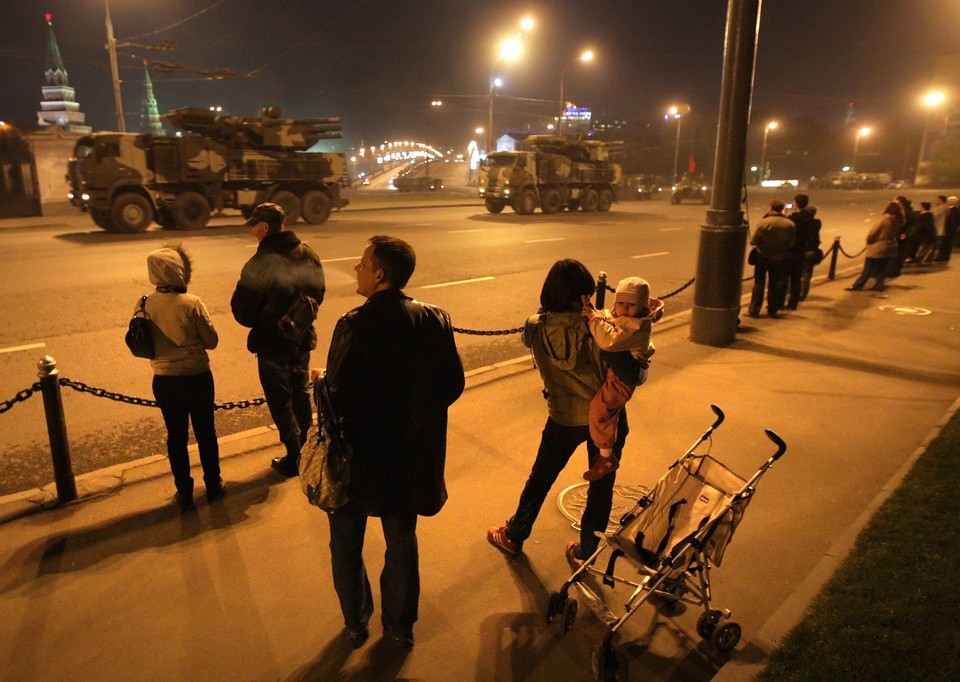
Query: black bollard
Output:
[[37, 356, 77, 503], [596, 271, 608, 310], [828, 236, 841, 280]]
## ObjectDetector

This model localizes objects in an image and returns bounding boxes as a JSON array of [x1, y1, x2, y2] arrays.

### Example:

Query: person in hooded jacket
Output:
[[231, 202, 326, 478], [140, 244, 221, 511], [488, 259, 628, 568]]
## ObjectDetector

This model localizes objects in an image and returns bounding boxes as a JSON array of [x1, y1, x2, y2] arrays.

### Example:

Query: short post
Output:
[[37, 356, 77, 503], [828, 235, 841, 280], [596, 271, 608, 310]]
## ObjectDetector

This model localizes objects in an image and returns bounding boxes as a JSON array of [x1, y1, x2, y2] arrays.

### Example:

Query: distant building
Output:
[[559, 107, 592, 136], [36, 13, 91, 134]]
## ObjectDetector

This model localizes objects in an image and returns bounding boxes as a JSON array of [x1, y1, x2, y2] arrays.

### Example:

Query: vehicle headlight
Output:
[[503, 188, 511, 196]]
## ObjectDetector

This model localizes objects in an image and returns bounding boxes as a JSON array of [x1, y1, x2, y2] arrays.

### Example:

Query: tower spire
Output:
[[37, 13, 91, 132], [140, 60, 164, 135], [44, 12, 68, 86]]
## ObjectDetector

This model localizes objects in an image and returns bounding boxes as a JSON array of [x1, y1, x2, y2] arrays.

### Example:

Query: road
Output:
[[0, 188, 921, 494]]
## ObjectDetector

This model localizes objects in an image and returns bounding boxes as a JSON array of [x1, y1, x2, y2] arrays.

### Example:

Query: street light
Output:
[[915, 90, 947, 185], [666, 104, 690, 184], [487, 36, 522, 154], [105, 1, 125, 132], [559, 50, 594, 123], [852, 126, 872, 171], [426, 100, 442, 177], [759, 120, 778, 183]]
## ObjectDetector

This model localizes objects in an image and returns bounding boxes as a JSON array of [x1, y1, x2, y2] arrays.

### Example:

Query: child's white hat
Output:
[[615, 277, 650, 308]]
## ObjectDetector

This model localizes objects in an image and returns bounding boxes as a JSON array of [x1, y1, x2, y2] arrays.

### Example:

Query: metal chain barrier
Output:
[[57, 377, 266, 411], [452, 325, 524, 336], [0, 383, 41, 414]]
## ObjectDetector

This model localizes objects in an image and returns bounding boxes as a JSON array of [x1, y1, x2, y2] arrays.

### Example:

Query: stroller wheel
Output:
[[562, 598, 579, 632], [592, 642, 629, 681], [711, 621, 742, 654], [696, 609, 724, 639], [546, 592, 565, 625]]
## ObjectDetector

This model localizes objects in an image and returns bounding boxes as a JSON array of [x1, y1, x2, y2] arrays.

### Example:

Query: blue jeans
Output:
[[506, 413, 628, 557], [257, 350, 312, 457], [328, 511, 419, 637], [152, 371, 219, 495]]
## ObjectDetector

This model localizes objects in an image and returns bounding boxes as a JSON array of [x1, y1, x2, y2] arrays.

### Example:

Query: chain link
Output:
[[452, 326, 524, 336], [0, 383, 41, 414], [56, 377, 266, 411]]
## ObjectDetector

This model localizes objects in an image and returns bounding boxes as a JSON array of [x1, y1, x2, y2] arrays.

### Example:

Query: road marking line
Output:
[[448, 229, 487, 233], [0, 342, 46, 355], [421, 276, 494, 289], [660, 227, 684, 232], [321, 256, 361, 263], [525, 237, 565, 244], [632, 251, 670, 259]]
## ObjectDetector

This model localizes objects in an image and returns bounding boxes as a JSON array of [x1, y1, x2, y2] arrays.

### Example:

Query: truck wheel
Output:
[[109, 193, 153, 233], [597, 189, 614, 212], [541, 189, 562, 214], [301, 190, 332, 225], [156, 206, 178, 230], [515, 189, 537, 215], [580, 189, 599, 213], [91, 209, 115, 231], [484, 197, 505, 213], [271, 190, 301, 224], [172, 192, 211, 230]]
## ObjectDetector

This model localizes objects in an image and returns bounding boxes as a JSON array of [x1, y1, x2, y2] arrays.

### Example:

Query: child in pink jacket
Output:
[[582, 277, 663, 481]]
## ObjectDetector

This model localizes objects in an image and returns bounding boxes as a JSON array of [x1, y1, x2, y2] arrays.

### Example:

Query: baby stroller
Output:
[[545, 405, 787, 681]]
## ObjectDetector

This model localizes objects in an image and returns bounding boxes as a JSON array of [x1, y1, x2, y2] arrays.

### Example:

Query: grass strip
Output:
[[757, 410, 960, 681]]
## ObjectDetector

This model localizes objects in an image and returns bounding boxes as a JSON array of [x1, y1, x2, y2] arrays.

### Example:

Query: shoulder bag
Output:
[[299, 372, 352, 511], [125, 295, 155, 359]]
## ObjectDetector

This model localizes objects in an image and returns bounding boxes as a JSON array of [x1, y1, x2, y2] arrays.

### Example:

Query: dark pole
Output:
[[690, 0, 762, 346], [38, 356, 77, 503]]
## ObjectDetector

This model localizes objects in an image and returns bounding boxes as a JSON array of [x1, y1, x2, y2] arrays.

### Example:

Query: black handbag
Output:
[[748, 247, 758, 265], [125, 295, 155, 359], [299, 372, 352, 511]]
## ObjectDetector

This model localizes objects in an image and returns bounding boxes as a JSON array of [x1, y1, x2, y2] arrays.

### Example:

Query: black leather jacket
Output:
[[326, 288, 464, 516]]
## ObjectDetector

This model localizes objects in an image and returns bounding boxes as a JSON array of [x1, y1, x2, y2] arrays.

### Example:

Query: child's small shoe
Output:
[[583, 456, 620, 481]]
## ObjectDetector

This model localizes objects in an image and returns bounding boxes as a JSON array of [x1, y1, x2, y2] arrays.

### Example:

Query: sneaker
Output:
[[583, 456, 620, 481], [270, 455, 299, 477], [565, 541, 585, 572], [845, 285, 862, 291], [206, 479, 226, 503], [387, 631, 414, 649], [344, 625, 369, 649], [487, 523, 523, 556], [174, 492, 196, 513]]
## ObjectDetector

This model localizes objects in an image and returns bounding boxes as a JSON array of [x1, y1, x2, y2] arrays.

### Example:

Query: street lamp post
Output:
[[487, 36, 522, 155], [559, 50, 594, 128], [666, 105, 689, 184], [759, 120, 778, 183], [852, 126, 871, 171], [426, 100, 442, 178], [105, 0, 125, 132], [915, 90, 946, 185]]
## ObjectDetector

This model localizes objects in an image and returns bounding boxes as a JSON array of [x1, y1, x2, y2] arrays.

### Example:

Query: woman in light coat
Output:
[[846, 201, 904, 292]]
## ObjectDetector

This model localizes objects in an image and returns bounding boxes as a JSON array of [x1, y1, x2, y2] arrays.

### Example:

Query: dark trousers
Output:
[[850, 256, 894, 290], [152, 371, 219, 496], [783, 251, 818, 306], [328, 511, 419, 637], [257, 350, 312, 458], [507, 413, 628, 557], [749, 256, 786, 316]]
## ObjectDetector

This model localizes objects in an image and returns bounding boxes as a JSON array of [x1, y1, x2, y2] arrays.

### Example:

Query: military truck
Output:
[[67, 107, 349, 233], [477, 135, 621, 214]]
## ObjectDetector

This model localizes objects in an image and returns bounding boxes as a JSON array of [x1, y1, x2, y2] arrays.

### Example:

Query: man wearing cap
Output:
[[231, 202, 326, 477]]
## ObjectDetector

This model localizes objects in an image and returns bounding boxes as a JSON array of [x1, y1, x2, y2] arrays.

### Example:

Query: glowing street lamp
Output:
[[852, 126, 872, 171], [915, 90, 947, 185], [559, 50, 594, 121], [666, 104, 690, 184], [426, 100, 442, 176], [487, 36, 522, 153], [759, 120, 778, 183]]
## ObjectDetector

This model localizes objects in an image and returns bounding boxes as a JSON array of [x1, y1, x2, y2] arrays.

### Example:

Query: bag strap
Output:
[[135, 295, 149, 317]]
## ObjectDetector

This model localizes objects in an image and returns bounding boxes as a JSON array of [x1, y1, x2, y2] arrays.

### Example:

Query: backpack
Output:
[[277, 291, 319, 344]]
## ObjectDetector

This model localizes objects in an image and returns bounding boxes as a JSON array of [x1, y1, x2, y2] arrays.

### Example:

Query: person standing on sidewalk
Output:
[[324, 235, 464, 649], [784, 193, 821, 309], [748, 199, 795, 318], [488, 259, 628, 571], [140, 245, 223, 511], [845, 201, 903, 292], [937, 195, 959, 262], [231, 202, 325, 477]]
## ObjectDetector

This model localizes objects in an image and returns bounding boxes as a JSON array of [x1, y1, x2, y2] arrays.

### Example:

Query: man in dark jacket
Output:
[[230, 202, 325, 477], [324, 235, 464, 649], [784, 193, 821, 309], [748, 199, 796, 318]]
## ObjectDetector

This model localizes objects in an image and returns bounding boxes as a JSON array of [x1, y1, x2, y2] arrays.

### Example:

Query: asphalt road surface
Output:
[[0, 186, 931, 494]]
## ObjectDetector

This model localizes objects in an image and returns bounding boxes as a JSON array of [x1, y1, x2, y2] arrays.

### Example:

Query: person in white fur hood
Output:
[[138, 244, 222, 511]]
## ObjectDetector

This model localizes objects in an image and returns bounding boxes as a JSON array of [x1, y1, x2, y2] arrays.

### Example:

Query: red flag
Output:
[[688, 156, 696, 175]]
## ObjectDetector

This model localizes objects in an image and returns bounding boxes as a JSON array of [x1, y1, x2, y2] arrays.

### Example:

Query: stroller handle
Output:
[[765, 428, 787, 460], [709, 404, 725, 430]]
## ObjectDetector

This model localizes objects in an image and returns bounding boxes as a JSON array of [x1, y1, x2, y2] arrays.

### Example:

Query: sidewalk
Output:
[[1, 262, 958, 681]]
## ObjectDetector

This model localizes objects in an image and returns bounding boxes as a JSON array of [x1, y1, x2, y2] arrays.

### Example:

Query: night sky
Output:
[[1, 0, 957, 153]]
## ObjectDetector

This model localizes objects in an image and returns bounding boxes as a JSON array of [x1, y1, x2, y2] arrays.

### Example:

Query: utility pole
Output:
[[105, 0, 125, 132]]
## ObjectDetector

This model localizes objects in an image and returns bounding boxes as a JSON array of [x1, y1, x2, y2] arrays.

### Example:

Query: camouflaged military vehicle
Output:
[[67, 107, 349, 233]]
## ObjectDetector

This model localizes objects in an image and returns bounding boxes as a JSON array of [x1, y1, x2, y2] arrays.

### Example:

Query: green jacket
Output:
[[523, 311, 604, 427]]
